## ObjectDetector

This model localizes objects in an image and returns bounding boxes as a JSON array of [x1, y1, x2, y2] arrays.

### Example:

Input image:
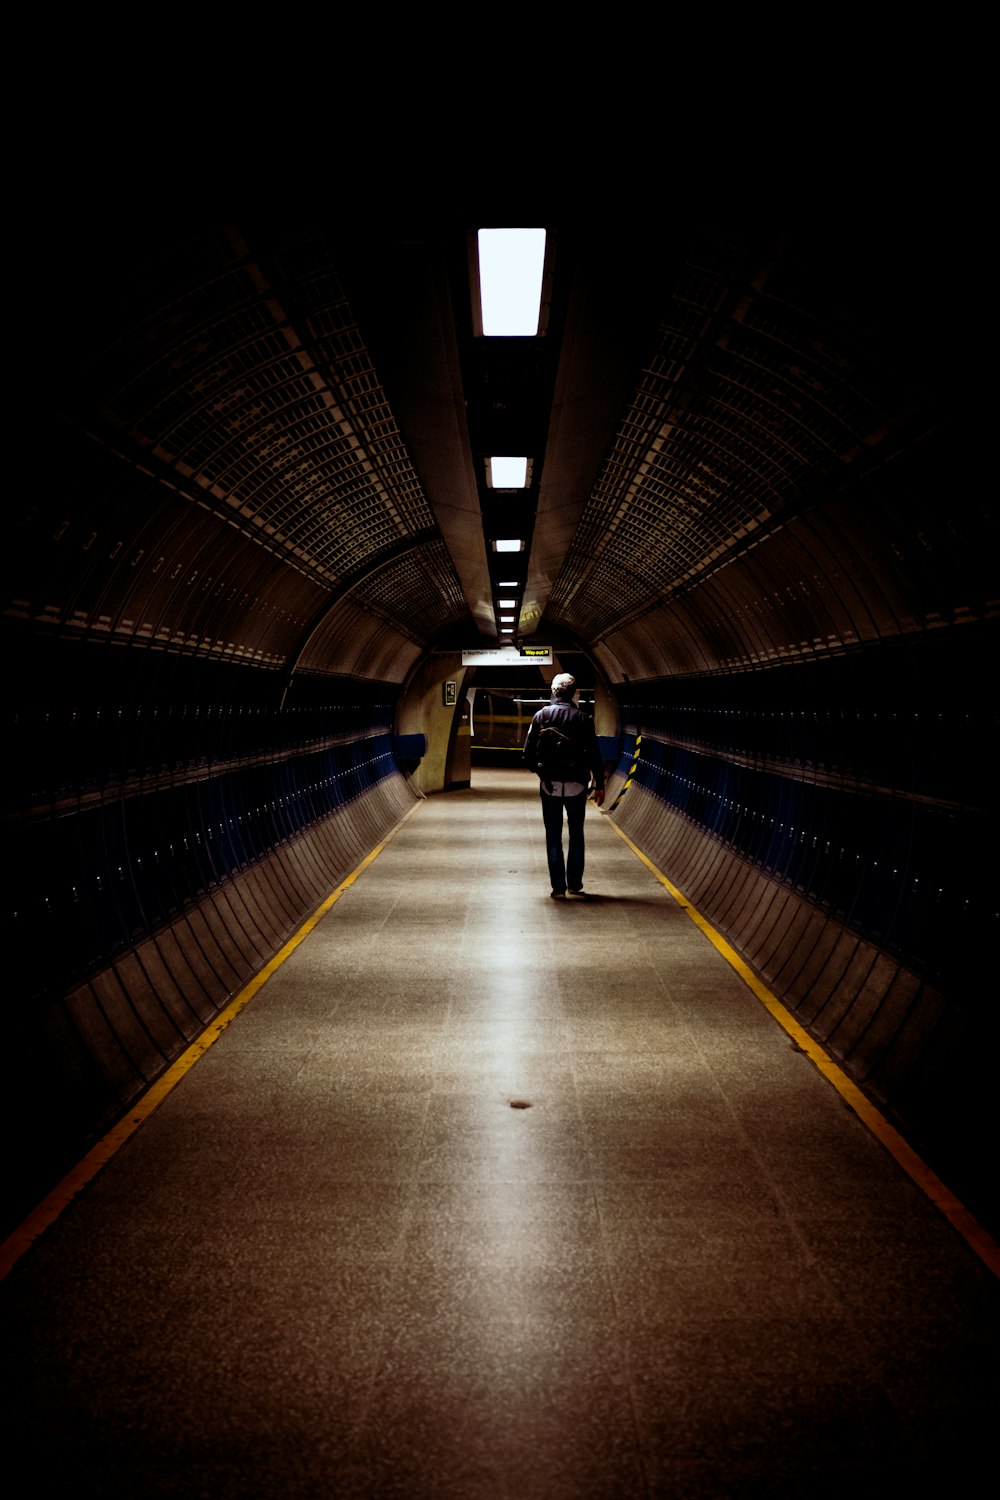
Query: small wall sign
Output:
[[443, 680, 457, 706]]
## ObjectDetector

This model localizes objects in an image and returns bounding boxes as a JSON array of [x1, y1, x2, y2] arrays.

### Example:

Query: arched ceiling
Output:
[[16, 216, 979, 686]]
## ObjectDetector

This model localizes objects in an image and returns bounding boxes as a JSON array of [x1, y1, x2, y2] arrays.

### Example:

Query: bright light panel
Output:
[[499, 580, 519, 586], [489, 456, 528, 488], [500, 615, 514, 623], [495, 539, 523, 552], [498, 598, 516, 607], [478, 228, 546, 336]]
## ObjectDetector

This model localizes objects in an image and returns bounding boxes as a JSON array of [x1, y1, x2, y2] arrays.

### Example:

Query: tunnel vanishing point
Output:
[[3, 217, 997, 1248]]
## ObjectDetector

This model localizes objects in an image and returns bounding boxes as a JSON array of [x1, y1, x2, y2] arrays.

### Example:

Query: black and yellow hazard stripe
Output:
[[607, 734, 641, 812]]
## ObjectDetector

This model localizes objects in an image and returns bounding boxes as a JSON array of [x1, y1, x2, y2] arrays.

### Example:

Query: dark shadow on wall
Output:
[[606, 621, 1000, 1238], [1, 632, 414, 1237]]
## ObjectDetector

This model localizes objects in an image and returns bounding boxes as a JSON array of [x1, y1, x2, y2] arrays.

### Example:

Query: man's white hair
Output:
[[551, 673, 576, 699]]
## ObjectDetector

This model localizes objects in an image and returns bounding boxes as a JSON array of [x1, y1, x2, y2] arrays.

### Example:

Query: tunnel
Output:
[[2, 217, 998, 1491]]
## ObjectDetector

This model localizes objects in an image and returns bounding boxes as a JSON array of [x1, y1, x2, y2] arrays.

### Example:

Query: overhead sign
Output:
[[462, 646, 553, 666]]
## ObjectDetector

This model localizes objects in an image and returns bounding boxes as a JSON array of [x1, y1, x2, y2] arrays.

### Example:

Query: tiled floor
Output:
[[2, 768, 998, 1497]]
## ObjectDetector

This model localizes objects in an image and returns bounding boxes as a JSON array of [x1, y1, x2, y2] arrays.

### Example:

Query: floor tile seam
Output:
[[573, 1057, 637, 1352], [686, 1034, 898, 1365], [547, 1117, 656, 1486], [605, 900, 863, 1230], [586, 1151, 657, 1493], [335, 1090, 437, 1440], [555, 896, 893, 1364]]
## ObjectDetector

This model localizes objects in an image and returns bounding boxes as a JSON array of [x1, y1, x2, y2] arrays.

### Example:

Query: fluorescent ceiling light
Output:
[[501, 628, 514, 634], [497, 598, 516, 607], [478, 228, 546, 336], [495, 539, 523, 552], [500, 615, 515, 623], [499, 580, 519, 586], [488, 456, 528, 489]]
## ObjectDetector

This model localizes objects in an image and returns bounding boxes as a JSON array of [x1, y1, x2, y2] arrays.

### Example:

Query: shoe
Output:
[[567, 888, 588, 899], [550, 889, 566, 899]]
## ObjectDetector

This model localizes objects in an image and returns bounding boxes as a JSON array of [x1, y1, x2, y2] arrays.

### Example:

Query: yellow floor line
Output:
[[0, 798, 424, 1282], [607, 817, 1000, 1280]]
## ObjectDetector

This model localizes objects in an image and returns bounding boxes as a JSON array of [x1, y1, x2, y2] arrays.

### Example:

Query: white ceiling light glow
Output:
[[488, 456, 528, 489], [478, 228, 546, 337]]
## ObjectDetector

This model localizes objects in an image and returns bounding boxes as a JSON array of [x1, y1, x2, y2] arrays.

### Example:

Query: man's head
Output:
[[551, 673, 576, 701]]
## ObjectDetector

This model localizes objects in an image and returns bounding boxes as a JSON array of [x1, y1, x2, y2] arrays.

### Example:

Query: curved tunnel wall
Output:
[[2, 418, 440, 1234], [4, 626, 419, 1233], [590, 415, 998, 1229], [5, 221, 997, 1242], [550, 266, 998, 1235], [605, 628, 994, 1202]]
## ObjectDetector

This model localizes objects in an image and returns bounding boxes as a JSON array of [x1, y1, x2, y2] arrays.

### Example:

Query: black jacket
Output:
[[523, 700, 606, 791]]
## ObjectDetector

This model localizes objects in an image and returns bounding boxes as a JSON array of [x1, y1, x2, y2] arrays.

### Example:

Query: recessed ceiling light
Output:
[[497, 598, 516, 608], [488, 456, 528, 489], [494, 539, 523, 553], [478, 229, 546, 337]]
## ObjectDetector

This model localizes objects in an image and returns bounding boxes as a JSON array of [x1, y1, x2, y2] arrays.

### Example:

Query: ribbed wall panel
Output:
[[827, 951, 903, 1059], [758, 901, 826, 988], [853, 968, 921, 1083], [609, 781, 943, 1103], [98, 949, 194, 1058], [64, 971, 151, 1101], [6, 772, 419, 1233], [873, 982, 950, 1097], [741, 881, 793, 963], [182, 899, 254, 988], [120, 936, 213, 1035], [800, 932, 868, 1027], [814, 944, 881, 1040], [296, 597, 424, 681]]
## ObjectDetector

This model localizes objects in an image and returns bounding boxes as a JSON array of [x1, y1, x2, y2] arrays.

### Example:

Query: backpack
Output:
[[535, 721, 584, 786]]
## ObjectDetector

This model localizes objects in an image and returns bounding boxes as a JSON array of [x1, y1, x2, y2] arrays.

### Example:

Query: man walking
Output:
[[523, 673, 606, 899]]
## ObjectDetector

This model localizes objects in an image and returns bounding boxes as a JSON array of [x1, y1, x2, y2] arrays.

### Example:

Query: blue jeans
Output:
[[541, 789, 587, 892]]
